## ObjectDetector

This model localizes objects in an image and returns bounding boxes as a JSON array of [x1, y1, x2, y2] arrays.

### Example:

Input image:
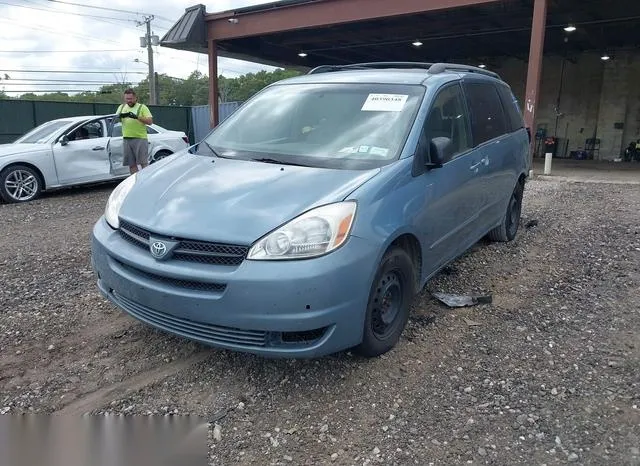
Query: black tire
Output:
[[0, 165, 43, 203], [150, 150, 172, 164], [354, 247, 415, 357], [488, 179, 524, 242]]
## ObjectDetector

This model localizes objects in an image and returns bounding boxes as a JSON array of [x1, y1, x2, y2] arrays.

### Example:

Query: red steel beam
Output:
[[208, 40, 219, 128], [207, 0, 502, 40], [523, 0, 547, 165]]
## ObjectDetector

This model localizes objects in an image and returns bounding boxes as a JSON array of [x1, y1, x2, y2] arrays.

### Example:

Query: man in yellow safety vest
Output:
[[115, 88, 153, 174]]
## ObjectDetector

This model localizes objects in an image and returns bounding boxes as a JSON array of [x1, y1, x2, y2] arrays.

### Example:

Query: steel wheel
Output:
[[355, 247, 415, 357], [1, 166, 41, 203], [371, 271, 403, 339], [487, 180, 524, 243], [506, 188, 522, 239]]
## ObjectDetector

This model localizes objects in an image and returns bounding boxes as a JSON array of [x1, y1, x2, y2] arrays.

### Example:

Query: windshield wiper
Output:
[[252, 157, 307, 167], [202, 141, 223, 157]]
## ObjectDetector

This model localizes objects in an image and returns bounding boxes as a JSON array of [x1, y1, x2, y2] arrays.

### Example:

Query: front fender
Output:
[[0, 150, 58, 188]]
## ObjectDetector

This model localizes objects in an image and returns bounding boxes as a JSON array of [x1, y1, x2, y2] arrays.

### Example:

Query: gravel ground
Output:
[[1, 178, 639, 465]]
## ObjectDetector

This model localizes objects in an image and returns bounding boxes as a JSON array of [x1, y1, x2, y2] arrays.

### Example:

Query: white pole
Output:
[[544, 151, 552, 175]]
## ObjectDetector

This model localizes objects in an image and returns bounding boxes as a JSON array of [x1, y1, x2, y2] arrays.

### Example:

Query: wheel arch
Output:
[[380, 231, 423, 294], [0, 161, 47, 190]]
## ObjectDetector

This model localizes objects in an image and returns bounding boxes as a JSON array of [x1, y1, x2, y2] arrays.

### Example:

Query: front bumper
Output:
[[90, 217, 379, 358]]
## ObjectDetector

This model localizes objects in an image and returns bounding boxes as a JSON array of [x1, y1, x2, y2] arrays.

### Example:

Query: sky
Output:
[[0, 0, 281, 95]]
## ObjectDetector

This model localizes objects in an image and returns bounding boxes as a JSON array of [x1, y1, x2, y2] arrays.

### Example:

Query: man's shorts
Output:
[[123, 138, 149, 166]]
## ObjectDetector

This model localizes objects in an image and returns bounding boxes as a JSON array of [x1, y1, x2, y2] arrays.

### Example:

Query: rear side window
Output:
[[496, 84, 525, 132], [463, 81, 508, 146]]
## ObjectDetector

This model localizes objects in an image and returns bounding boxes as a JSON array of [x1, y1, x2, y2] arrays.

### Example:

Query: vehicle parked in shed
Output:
[[91, 62, 530, 359], [0, 115, 189, 203]]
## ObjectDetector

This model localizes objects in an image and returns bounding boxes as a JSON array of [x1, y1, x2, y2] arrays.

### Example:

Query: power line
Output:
[[0, 49, 138, 53], [2, 69, 147, 74], [1, 89, 119, 93], [19, 0, 169, 33], [0, 78, 123, 83], [0, 18, 125, 46], [0, 1, 137, 23], [44, 0, 174, 22], [2, 82, 118, 85]]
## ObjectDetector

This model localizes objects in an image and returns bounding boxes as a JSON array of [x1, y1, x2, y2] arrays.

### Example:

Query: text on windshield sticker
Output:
[[361, 94, 408, 112]]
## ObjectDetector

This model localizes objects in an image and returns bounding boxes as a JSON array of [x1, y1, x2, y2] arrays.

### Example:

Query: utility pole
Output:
[[138, 15, 159, 105]]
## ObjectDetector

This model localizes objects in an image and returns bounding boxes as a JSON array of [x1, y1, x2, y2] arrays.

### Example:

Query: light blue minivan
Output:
[[91, 62, 530, 358]]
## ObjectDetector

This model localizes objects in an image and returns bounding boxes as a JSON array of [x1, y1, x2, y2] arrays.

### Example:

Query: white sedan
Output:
[[0, 115, 190, 203]]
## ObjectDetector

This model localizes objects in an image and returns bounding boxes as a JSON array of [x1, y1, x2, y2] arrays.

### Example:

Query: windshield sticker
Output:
[[357, 145, 370, 153], [339, 146, 357, 154], [361, 94, 409, 112], [369, 146, 389, 157]]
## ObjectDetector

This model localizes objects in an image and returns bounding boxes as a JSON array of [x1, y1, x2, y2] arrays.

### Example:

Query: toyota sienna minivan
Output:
[[91, 62, 530, 358]]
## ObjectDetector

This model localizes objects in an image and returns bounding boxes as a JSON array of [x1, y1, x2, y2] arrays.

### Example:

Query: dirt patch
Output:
[[1, 179, 639, 465]]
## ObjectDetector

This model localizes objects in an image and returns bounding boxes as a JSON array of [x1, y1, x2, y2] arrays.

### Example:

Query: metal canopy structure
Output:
[[161, 0, 640, 133]]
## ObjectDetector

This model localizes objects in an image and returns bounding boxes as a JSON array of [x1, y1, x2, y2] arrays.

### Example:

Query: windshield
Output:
[[203, 82, 425, 169], [14, 120, 73, 144]]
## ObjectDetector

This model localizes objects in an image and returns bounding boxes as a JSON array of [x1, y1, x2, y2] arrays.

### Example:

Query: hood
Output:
[[0, 143, 49, 157], [119, 154, 380, 245]]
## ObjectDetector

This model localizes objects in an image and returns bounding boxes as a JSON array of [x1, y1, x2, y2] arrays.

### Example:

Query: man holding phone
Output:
[[115, 88, 153, 174]]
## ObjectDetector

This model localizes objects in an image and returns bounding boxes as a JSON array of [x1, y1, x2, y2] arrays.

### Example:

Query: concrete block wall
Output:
[[492, 50, 640, 160]]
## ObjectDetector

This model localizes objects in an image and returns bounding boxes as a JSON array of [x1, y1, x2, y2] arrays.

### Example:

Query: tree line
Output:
[[0, 68, 301, 106]]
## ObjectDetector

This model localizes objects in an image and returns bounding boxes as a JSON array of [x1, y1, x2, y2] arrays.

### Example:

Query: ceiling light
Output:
[[478, 64, 486, 68], [564, 24, 576, 32], [601, 53, 610, 61], [298, 52, 308, 57], [412, 40, 423, 47]]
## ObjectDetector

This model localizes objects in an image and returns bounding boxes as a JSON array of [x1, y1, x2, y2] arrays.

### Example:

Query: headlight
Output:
[[105, 174, 137, 229], [247, 201, 357, 260]]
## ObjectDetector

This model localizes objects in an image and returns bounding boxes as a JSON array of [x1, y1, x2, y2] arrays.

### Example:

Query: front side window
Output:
[[463, 81, 508, 146], [203, 82, 426, 170], [424, 84, 472, 160]]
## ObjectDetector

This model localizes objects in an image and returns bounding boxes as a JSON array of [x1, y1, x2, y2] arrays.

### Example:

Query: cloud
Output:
[[0, 0, 280, 95]]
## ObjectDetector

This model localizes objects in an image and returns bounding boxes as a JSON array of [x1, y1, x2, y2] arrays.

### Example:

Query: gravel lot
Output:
[[1, 178, 639, 465]]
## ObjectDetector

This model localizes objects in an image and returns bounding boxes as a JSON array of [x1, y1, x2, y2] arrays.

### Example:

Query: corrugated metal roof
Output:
[[160, 4, 207, 53]]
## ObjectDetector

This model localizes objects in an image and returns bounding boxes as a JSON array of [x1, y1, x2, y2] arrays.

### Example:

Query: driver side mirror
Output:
[[428, 137, 454, 167], [60, 135, 70, 146]]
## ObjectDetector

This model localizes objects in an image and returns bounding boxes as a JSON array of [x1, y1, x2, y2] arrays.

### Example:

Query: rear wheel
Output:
[[0, 165, 42, 203], [354, 247, 415, 357], [488, 179, 524, 242]]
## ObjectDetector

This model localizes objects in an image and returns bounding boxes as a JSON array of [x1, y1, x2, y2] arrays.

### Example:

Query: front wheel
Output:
[[0, 165, 42, 203], [354, 247, 415, 358]]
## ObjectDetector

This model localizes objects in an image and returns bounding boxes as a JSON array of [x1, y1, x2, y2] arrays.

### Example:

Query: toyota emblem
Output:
[[150, 240, 168, 258]]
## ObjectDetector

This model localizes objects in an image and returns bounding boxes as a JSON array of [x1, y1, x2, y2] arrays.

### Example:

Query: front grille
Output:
[[119, 219, 249, 266], [111, 291, 268, 348], [117, 260, 226, 293]]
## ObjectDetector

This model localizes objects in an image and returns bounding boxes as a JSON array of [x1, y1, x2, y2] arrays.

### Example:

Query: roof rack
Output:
[[427, 63, 500, 79], [307, 61, 500, 79], [307, 62, 436, 74]]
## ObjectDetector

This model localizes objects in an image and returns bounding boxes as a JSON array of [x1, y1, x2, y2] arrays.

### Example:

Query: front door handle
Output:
[[92, 146, 105, 151], [470, 157, 488, 171]]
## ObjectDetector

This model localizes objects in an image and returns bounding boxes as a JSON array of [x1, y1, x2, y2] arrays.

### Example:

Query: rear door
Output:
[[52, 118, 111, 184], [461, 80, 511, 231]]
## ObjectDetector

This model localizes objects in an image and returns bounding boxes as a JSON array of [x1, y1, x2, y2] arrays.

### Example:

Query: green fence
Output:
[[0, 99, 195, 144]]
